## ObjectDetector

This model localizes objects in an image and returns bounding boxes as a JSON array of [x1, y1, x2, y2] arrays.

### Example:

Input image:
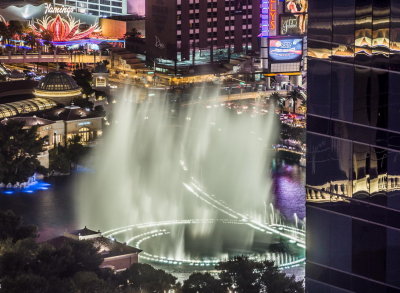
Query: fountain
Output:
[[75, 86, 305, 269]]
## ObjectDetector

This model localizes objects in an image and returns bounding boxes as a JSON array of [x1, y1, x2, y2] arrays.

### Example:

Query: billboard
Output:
[[269, 38, 303, 62], [280, 14, 307, 35], [284, 0, 308, 14]]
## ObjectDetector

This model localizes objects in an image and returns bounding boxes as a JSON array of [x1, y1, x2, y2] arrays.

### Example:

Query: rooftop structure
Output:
[[34, 72, 82, 104], [0, 98, 57, 119], [44, 105, 92, 121], [1, 116, 55, 127], [65, 226, 102, 240], [48, 227, 142, 272]]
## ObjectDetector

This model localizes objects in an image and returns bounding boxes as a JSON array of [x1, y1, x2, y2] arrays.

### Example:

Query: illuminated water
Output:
[[74, 86, 304, 265], [0, 86, 306, 277]]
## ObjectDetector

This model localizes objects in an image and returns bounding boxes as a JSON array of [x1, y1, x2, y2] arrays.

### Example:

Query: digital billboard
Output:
[[284, 0, 308, 14], [269, 38, 303, 62], [280, 14, 308, 35]]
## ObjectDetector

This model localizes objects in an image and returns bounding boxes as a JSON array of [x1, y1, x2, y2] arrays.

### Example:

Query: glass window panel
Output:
[[308, 59, 331, 117], [352, 219, 386, 282], [355, 0, 373, 66], [331, 62, 354, 121], [332, 0, 355, 62], [372, 0, 390, 69], [353, 66, 371, 125], [388, 72, 400, 132]]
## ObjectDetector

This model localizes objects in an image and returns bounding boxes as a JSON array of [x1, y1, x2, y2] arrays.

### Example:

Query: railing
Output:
[[0, 53, 111, 64]]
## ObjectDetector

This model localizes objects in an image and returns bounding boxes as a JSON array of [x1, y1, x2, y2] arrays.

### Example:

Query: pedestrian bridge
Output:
[[0, 53, 111, 64]]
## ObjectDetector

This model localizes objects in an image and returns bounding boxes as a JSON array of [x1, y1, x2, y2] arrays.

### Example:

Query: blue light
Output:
[[3, 190, 15, 195], [1, 179, 52, 195]]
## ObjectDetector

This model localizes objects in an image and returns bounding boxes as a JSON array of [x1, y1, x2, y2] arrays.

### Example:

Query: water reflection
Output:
[[0, 165, 305, 241]]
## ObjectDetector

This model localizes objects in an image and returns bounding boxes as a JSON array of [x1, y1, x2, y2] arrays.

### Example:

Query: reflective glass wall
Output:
[[307, 0, 400, 292]]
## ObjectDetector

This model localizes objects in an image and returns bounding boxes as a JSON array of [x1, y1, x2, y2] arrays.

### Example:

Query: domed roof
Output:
[[36, 72, 80, 92]]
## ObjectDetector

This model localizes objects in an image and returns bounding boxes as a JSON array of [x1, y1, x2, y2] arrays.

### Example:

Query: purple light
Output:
[[260, 0, 270, 37]]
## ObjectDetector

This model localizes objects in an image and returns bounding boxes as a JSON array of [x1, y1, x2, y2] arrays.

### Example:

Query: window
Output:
[[79, 127, 91, 143]]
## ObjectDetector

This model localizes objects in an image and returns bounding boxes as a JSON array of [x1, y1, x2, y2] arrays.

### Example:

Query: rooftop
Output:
[[0, 97, 57, 119], [69, 226, 100, 237], [44, 105, 98, 121], [36, 72, 80, 92], [1, 116, 55, 127], [0, 1, 43, 9], [47, 235, 142, 258]]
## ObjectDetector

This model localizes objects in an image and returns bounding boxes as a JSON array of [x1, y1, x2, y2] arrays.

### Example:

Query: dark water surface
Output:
[[0, 164, 305, 241]]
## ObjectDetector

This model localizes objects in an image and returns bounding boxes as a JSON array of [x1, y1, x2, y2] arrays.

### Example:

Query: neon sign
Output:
[[260, 0, 277, 37], [44, 4, 75, 16], [31, 14, 99, 42]]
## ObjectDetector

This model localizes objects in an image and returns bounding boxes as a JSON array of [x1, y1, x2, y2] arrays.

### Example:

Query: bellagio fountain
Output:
[[75, 86, 305, 270]]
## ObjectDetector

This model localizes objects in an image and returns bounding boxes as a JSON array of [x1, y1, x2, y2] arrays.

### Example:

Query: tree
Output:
[[1, 273, 49, 293], [8, 21, 24, 38], [49, 136, 90, 173], [49, 144, 71, 174], [269, 92, 284, 112], [0, 21, 11, 45], [0, 120, 47, 184], [118, 263, 178, 292], [73, 271, 113, 293], [182, 272, 223, 293], [0, 210, 37, 242], [23, 32, 38, 50], [217, 256, 304, 293], [73, 68, 94, 95], [280, 123, 305, 143], [72, 97, 94, 110], [259, 260, 304, 293], [287, 89, 305, 114], [217, 256, 261, 293], [125, 28, 143, 41]]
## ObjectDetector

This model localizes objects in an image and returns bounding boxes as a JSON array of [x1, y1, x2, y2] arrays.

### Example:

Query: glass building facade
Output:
[[307, 0, 400, 292]]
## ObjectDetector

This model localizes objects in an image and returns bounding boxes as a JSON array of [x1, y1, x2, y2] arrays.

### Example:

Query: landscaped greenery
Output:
[[0, 210, 304, 293], [49, 136, 90, 174], [0, 120, 47, 184]]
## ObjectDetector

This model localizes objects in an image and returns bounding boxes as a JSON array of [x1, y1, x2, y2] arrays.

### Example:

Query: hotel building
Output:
[[145, 0, 261, 72], [307, 0, 400, 292], [54, 0, 128, 16]]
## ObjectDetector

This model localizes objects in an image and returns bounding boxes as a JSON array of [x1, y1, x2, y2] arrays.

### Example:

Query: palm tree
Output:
[[7, 21, 24, 53], [269, 92, 284, 112], [23, 32, 38, 51], [0, 22, 11, 45], [288, 89, 305, 114]]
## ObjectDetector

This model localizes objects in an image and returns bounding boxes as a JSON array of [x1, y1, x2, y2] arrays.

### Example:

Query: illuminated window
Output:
[[79, 127, 91, 143]]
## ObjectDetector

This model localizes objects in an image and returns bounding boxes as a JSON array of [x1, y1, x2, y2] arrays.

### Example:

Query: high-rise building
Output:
[[54, 0, 128, 16], [145, 0, 260, 72], [307, 0, 400, 292]]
